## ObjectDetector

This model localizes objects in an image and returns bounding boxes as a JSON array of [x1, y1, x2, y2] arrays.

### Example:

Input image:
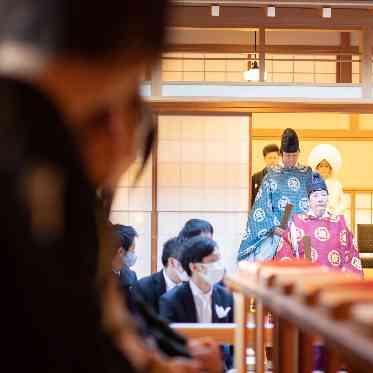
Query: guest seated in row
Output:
[[160, 236, 234, 370], [178, 219, 214, 242], [109, 223, 225, 371], [134, 237, 188, 314], [159, 236, 233, 324], [113, 224, 139, 290]]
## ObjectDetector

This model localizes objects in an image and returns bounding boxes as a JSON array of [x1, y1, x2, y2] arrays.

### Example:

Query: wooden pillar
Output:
[[259, 27, 266, 82], [150, 116, 159, 273], [361, 27, 373, 98], [234, 293, 249, 373], [255, 301, 265, 373], [299, 332, 314, 373], [151, 61, 162, 97], [337, 32, 352, 83]]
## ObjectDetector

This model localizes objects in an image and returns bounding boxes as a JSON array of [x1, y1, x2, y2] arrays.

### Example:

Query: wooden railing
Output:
[[226, 261, 373, 373]]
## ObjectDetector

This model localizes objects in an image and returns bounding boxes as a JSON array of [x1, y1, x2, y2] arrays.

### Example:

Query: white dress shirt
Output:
[[189, 280, 213, 323], [163, 270, 178, 292]]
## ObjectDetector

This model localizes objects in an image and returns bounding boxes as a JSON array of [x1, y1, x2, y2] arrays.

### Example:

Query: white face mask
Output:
[[199, 261, 225, 286], [176, 267, 189, 282], [123, 251, 137, 268]]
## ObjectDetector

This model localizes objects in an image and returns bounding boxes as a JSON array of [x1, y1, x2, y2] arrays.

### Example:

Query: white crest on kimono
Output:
[[299, 198, 310, 212], [256, 187, 263, 201], [351, 256, 362, 271], [339, 230, 347, 246], [328, 214, 340, 223], [258, 229, 268, 238], [310, 247, 318, 262], [314, 226, 330, 242], [327, 250, 341, 266], [241, 230, 249, 241], [273, 216, 280, 226], [269, 179, 278, 192], [253, 208, 266, 222], [287, 177, 300, 192], [295, 227, 304, 242], [278, 196, 290, 211]]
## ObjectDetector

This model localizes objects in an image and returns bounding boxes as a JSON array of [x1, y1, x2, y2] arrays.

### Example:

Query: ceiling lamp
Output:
[[322, 7, 332, 18], [267, 6, 276, 18], [244, 31, 260, 81]]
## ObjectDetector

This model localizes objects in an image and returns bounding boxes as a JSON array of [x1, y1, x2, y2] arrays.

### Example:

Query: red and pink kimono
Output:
[[275, 211, 363, 275]]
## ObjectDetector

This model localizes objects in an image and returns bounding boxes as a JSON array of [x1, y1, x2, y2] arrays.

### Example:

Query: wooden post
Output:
[[151, 61, 162, 97], [325, 347, 340, 373], [234, 293, 248, 373], [255, 300, 265, 373], [361, 27, 373, 99], [337, 32, 352, 83], [299, 332, 314, 373], [259, 27, 266, 82]]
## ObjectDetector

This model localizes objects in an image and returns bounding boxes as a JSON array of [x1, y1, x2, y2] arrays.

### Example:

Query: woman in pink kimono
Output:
[[275, 172, 362, 371], [275, 171, 362, 275]]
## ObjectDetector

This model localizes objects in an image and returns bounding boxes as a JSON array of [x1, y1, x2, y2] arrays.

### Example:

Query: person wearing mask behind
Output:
[[113, 224, 138, 290], [133, 237, 188, 314], [159, 236, 233, 369], [178, 219, 214, 242], [251, 144, 280, 207]]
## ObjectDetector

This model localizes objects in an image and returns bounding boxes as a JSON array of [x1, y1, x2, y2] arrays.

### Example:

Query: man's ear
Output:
[[189, 262, 197, 274], [118, 247, 125, 256]]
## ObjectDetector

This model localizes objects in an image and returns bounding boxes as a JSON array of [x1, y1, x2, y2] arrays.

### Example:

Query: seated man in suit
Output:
[[113, 224, 138, 290], [133, 237, 188, 313], [159, 236, 234, 369], [159, 236, 232, 323]]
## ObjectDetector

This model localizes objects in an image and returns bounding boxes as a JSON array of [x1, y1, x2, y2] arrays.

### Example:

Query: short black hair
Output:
[[179, 236, 217, 276], [178, 219, 214, 242], [161, 237, 183, 267], [0, 1, 169, 61], [113, 224, 138, 252], [263, 144, 280, 157]]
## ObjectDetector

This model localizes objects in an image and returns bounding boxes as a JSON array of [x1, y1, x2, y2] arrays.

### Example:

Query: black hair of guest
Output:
[[179, 236, 217, 276], [178, 219, 214, 242], [262, 144, 280, 157], [161, 237, 183, 267], [113, 225, 138, 252]]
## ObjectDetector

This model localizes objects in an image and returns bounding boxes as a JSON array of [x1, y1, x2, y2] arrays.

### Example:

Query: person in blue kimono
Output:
[[238, 128, 313, 262]]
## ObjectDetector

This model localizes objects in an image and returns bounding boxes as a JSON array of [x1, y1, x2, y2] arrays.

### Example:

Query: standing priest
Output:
[[238, 128, 313, 262]]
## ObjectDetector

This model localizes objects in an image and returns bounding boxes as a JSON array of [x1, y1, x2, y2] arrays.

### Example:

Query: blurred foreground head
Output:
[[0, 0, 167, 186]]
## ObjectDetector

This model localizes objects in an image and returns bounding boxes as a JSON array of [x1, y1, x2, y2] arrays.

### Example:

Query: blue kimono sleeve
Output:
[[237, 174, 279, 262]]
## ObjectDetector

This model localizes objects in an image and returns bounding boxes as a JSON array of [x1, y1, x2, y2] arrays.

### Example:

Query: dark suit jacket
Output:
[[119, 266, 138, 290], [251, 167, 268, 207], [133, 270, 166, 314], [159, 282, 233, 324], [0, 78, 133, 372], [119, 276, 190, 358]]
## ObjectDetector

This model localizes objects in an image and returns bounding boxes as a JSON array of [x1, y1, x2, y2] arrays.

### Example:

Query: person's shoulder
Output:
[[137, 270, 163, 288], [161, 281, 189, 302], [213, 283, 233, 299]]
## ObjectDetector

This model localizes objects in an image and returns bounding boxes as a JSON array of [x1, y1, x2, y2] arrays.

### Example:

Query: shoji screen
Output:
[[157, 115, 250, 273]]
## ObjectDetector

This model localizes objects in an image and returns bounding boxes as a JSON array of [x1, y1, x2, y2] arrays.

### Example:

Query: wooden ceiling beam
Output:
[[149, 99, 373, 114], [168, 6, 373, 30], [165, 43, 360, 54]]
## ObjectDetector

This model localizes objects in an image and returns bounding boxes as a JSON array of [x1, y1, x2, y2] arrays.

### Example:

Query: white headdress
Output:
[[308, 144, 342, 175]]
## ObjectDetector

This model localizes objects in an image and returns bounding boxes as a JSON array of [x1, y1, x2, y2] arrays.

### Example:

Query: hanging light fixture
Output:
[[244, 31, 260, 81]]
